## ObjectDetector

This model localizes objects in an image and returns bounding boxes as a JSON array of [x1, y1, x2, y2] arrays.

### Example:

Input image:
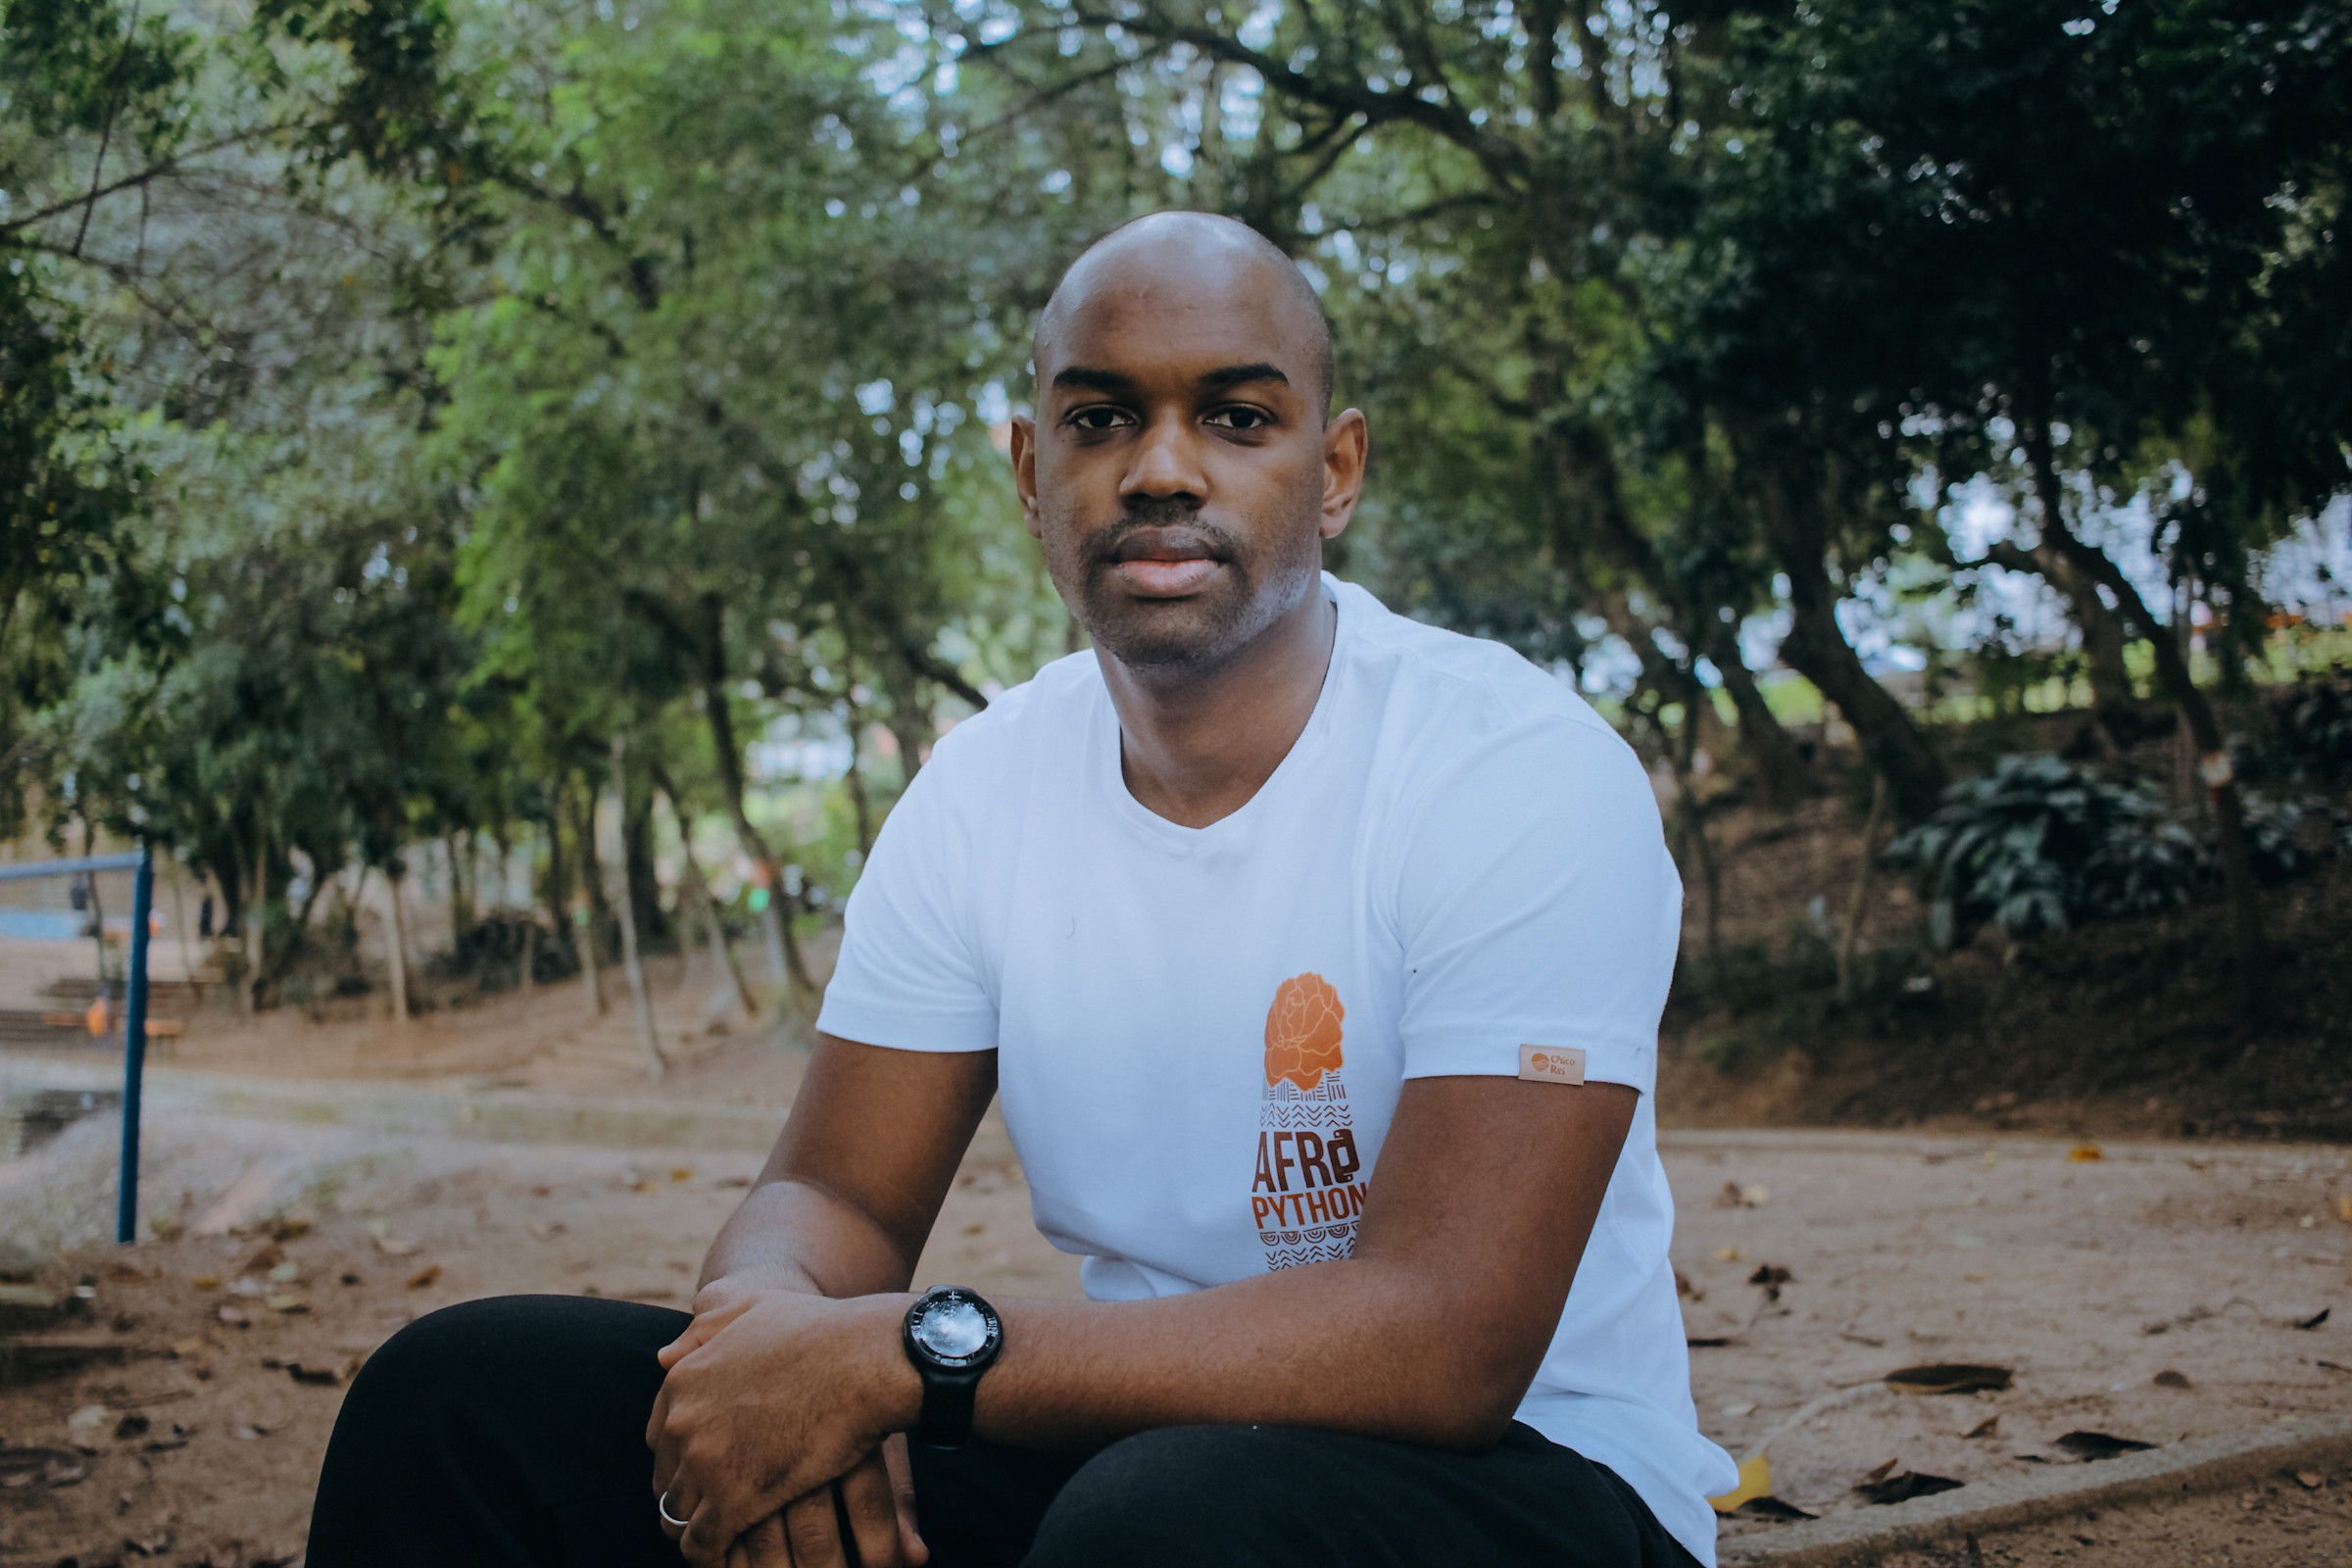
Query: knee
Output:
[[342, 1294, 684, 1440], [1026, 1427, 1300, 1567]]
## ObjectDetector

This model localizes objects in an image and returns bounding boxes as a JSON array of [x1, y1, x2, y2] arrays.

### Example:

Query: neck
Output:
[[1099, 584, 1337, 830]]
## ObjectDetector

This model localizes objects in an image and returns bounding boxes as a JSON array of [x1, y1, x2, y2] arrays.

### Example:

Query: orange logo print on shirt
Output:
[[1250, 972, 1364, 1271], [1263, 971, 1345, 1091]]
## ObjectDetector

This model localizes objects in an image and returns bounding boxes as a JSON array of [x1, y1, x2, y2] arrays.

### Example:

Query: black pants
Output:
[[307, 1296, 1702, 1568]]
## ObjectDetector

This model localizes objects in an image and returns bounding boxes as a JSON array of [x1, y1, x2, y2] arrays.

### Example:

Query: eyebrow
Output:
[[1049, 363, 1293, 395]]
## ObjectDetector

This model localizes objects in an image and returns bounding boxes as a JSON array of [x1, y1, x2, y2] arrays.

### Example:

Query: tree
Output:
[[1696, 0, 2352, 992]]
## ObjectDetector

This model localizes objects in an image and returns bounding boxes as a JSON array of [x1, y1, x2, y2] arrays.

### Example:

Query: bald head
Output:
[[1036, 212, 1335, 416]]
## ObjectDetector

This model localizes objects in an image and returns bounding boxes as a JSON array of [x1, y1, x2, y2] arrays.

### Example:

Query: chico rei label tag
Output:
[[1519, 1044, 1586, 1085]]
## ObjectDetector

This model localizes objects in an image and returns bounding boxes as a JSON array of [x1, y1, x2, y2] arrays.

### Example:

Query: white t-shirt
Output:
[[818, 575, 1737, 1563]]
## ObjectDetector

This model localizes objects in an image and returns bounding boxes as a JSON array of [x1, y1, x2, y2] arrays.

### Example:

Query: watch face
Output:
[[909, 1291, 998, 1366]]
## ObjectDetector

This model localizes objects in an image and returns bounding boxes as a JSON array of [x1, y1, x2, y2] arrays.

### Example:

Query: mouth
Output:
[[1102, 525, 1229, 598]]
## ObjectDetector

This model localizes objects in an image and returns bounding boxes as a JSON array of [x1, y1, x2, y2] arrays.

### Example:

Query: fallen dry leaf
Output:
[[267, 1260, 301, 1283], [2153, 1369, 2193, 1390], [1854, 1460, 1965, 1505], [41, 1455, 85, 1487], [1747, 1264, 1794, 1300], [1708, 1451, 1774, 1514], [374, 1237, 420, 1257], [2338, 1195, 2352, 1224], [714, 1175, 752, 1189], [124, 1528, 173, 1556], [1886, 1363, 2014, 1396], [1733, 1496, 1816, 1522], [241, 1242, 286, 1275], [2293, 1307, 2331, 1331], [1675, 1270, 1703, 1301], [170, 1337, 205, 1358], [406, 1264, 443, 1290], [2054, 1430, 2156, 1460], [2068, 1144, 2103, 1162], [669, 1167, 693, 1182], [190, 1275, 220, 1291], [1713, 1247, 1743, 1262], [113, 1413, 150, 1441], [287, 1357, 358, 1387], [1713, 1181, 1744, 1209], [1960, 1414, 2000, 1439], [632, 1179, 658, 1193], [266, 1293, 311, 1314], [229, 1422, 271, 1441], [65, 1404, 112, 1430], [2297, 1471, 2324, 1490]]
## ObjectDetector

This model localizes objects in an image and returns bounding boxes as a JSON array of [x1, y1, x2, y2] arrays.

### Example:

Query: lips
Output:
[[1102, 525, 1228, 598]]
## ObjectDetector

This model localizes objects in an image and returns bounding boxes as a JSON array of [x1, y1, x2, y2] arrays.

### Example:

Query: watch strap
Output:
[[912, 1366, 981, 1448]]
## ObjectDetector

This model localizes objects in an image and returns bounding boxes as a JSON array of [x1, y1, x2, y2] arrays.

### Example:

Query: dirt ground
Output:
[[1, 965, 2348, 1565]]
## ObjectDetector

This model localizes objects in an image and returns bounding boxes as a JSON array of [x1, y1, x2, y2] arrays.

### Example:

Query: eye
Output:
[[1065, 405, 1133, 432], [1206, 406, 1275, 431]]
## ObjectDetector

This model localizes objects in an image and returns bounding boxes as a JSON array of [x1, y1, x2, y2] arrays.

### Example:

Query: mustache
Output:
[[1085, 502, 1243, 567]]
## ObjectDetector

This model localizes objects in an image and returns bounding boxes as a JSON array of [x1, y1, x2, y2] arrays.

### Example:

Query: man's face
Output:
[[1011, 252, 1362, 672]]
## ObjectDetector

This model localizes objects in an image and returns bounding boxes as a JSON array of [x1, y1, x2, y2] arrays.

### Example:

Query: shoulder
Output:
[[1332, 578, 1643, 795], [917, 650, 1102, 791]]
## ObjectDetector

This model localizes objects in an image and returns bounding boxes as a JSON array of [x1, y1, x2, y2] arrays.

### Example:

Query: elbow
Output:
[[1397, 1343, 1543, 1452]]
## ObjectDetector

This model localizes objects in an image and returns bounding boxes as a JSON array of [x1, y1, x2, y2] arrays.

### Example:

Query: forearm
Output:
[[699, 1179, 916, 1298], [962, 1252, 1548, 1452]]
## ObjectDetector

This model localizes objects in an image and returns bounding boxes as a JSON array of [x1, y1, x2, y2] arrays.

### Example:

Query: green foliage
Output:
[[2275, 668, 2352, 784], [1886, 755, 2211, 949]]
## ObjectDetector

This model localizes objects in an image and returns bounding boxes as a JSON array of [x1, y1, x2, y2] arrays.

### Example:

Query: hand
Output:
[[710, 1439, 927, 1568], [648, 1285, 921, 1567]]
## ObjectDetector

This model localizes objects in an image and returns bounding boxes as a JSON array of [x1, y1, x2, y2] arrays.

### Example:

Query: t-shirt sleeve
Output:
[[1393, 713, 1680, 1096], [812, 748, 999, 1054]]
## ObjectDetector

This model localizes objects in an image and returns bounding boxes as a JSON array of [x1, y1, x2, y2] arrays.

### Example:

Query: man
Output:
[[307, 211, 1734, 1568]]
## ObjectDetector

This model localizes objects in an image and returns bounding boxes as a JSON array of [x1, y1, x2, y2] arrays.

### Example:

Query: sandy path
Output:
[[0, 1024, 2347, 1562]]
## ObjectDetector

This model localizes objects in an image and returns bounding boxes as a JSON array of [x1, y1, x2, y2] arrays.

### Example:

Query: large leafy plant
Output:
[[1886, 755, 2209, 949]]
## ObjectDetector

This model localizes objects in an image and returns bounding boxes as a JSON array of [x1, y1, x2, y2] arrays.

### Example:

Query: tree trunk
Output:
[[843, 705, 875, 858], [1837, 771, 1889, 1003], [611, 736, 664, 1080], [699, 628, 814, 1004], [573, 780, 609, 1018], [447, 830, 474, 951], [1705, 621, 1813, 809], [622, 778, 662, 953], [2020, 420, 2266, 1004], [385, 864, 412, 1024], [541, 787, 573, 966], [1749, 448, 1950, 820], [1984, 539, 2132, 748], [657, 775, 759, 1022], [243, 828, 267, 1015]]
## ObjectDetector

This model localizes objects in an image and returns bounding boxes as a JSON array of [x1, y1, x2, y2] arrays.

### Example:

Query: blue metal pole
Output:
[[117, 846, 154, 1247]]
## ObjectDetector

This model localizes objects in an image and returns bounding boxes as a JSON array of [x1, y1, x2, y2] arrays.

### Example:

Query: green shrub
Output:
[[2275, 668, 2352, 783], [1885, 754, 2208, 949]]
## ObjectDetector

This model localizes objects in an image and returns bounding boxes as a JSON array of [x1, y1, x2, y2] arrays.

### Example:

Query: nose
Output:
[[1120, 411, 1207, 506]]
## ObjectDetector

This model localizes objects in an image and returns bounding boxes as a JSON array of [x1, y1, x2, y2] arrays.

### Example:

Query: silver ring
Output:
[[658, 1489, 692, 1533]]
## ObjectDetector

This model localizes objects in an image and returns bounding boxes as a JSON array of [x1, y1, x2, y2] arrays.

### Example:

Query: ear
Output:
[[1009, 416, 1042, 541], [1319, 408, 1368, 541]]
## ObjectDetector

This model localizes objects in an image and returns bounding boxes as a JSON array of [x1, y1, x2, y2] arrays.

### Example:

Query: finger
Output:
[[836, 1451, 905, 1568], [882, 1434, 927, 1565], [740, 1511, 793, 1568], [655, 1478, 696, 1547], [656, 1315, 717, 1370], [779, 1484, 850, 1568]]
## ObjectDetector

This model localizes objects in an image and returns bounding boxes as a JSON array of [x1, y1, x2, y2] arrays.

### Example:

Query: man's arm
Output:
[[651, 1038, 1636, 1565], [693, 1033, 999, 1298], [649, 1034, 996, 1568]]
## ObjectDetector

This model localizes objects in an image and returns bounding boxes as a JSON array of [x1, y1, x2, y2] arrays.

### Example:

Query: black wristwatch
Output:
[[902, 1286, 1004, 1449]]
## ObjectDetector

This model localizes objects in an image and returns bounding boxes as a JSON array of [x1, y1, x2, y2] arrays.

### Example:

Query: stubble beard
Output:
[[1050, 496, 1324, 674]]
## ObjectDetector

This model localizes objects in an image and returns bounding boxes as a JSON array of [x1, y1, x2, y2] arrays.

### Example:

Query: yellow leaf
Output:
[[2068, 1144, 2102, 1162], [1713, 1247, 1742, 1262], [1710, 1450, 1773, 1514], [2336, 1194, 2351, 1223]]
